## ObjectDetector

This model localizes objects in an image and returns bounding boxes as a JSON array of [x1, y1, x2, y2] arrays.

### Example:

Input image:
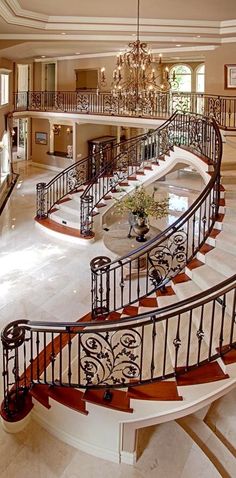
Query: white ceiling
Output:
[[0, 0, 236, 61]]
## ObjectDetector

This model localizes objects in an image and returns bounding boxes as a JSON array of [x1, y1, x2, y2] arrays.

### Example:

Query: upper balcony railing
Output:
[[14, 90, 236, 130]]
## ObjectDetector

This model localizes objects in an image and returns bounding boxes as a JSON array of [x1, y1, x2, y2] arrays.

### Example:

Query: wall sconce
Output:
[[66, 127, 72, 134], [100, 67, 106, 86], [52, 124, 61, 135]]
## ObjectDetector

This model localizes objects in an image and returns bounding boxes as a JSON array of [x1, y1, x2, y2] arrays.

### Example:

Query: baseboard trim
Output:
[[32, 410, 121, 463], [120, 450, 137, 465]]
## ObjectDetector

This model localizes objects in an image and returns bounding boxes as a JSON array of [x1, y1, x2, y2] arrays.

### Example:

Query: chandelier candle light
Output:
[[101, 0, 176, 112]]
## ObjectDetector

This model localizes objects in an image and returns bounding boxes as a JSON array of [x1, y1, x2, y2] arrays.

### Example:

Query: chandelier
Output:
[[109, 0, 176, 108]]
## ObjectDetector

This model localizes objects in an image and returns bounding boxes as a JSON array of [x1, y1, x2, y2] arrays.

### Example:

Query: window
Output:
[[0, 73, 9, 106], [170, 65, 192, 92], [196, 64, 205, 92]]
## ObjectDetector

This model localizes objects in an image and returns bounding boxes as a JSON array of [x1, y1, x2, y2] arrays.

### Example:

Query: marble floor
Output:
[[0, 417, 222, 478], [0, 160, 230, 477]]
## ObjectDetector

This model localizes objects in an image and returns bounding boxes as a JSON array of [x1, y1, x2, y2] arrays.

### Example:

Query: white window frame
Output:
[[0, 69, 11, 107], [170, 64, 193, 92], [195, 64, 205, 93]]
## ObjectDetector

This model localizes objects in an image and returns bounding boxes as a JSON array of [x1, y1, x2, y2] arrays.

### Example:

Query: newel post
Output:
[[36, 182, 47, 218], [90, 256, 111, 319]]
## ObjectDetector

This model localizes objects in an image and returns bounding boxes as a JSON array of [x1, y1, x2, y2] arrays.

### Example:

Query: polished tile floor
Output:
[[0, 417, 221, 477]]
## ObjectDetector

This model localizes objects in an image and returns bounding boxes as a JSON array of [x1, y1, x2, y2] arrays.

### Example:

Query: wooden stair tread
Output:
[[48, 386, 88, 415], [139, 297, 159, 308], [57, 197, 71, 204], [216, 345, 236, 365], [187, 258, 204, 270], [199, 244, 214, 255], [172, 273, 191, 285], [128, 381, 183, 401], [35, 217, 94, 239], [209, 228, 221, 239], [176, 362, 229, 386], [83, 389, 133, 413], [156, 286, 175, 297], [122, 305, 139, 316], [30, 383, 51, 409], [216, 213, 225, 222]]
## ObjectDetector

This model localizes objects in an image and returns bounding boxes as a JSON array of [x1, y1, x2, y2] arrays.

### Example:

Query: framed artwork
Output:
[[35, 131, 47, 145], [224, 64, 236, 89]]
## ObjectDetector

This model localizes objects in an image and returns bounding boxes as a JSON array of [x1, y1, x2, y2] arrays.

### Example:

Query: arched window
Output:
[[170, 65, 192, 92], [196, 64, 205, 92]]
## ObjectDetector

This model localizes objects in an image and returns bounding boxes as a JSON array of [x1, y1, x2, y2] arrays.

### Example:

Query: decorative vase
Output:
[[133, 215, 149, 242]]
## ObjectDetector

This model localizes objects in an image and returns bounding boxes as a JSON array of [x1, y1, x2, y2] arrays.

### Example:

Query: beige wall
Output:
[[77, 123, 115, 158], [31, 118, 75, 168], [57, 57, 115, 91], [54, 125, 73, 153], [205, 44, 236, 95]]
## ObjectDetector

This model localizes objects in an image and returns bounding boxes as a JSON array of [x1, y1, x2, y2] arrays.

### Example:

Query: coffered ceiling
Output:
[[0, 0, 236, 61]]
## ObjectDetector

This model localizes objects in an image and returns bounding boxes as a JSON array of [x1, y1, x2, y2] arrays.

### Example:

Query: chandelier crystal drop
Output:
[[109, 0, 176, 110]]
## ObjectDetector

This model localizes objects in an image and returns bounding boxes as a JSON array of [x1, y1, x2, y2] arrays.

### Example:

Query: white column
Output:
[[49, 121, 54, 154], [117, 125, 121, 144], [72, 122, 77, 161]]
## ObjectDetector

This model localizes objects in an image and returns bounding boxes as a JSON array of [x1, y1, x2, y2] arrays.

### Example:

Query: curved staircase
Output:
[[1, 112, 236, 464]]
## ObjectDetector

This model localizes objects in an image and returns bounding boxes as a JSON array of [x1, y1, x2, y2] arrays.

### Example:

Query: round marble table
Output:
[[103, 221, 160, 279], [103, 221, 159, 256]]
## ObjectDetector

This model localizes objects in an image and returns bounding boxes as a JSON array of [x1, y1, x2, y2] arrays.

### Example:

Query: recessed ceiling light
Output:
[[61, 32, 66, 35], [196, 35, 201, 38], [41, 55, 46, 58], [176, 44, 181, 47]]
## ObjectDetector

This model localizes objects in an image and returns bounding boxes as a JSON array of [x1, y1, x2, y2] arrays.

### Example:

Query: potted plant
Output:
[[115, 185, 169, 242]]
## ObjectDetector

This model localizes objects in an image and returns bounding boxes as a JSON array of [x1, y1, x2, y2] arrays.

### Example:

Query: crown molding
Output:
[[6, 0, 48, 21], [221, 36, 236, 43], [44, 23, 219, 35], [34, 45, 218, 62], [0, 0, 231, 37], [0, 33, 222, 43], [4, 2, 221, 27]]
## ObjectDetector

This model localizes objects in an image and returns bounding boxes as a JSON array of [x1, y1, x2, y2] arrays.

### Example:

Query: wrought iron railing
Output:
[[90, 113, 222, 316], [14, 90, 236, 130], [2, 274, 236, 420], [36, 133, 144, 220], [2, 110, 234, 422]]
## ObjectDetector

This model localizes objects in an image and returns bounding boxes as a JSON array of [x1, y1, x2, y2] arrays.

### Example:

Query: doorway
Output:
[[12, 118, 28, 162], [42, 62, 56, 92], [17, 64, 31, 109]]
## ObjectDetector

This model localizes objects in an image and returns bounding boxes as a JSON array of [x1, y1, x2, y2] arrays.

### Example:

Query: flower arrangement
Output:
[[115, 185, 169, 219]]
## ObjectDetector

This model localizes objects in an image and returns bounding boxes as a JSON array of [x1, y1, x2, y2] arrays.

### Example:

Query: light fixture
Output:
[[101, 0, 177, 112], [52, 124, 61, 135], [66, 127, 72, 134]]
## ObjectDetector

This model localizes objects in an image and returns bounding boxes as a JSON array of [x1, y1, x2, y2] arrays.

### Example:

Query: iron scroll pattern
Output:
[[206, 96, 222, 126], [148, 229, 187, 288], [28, 92, 43, 110], [76, 93, 90, 112], [80, 328, 142, 386]]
